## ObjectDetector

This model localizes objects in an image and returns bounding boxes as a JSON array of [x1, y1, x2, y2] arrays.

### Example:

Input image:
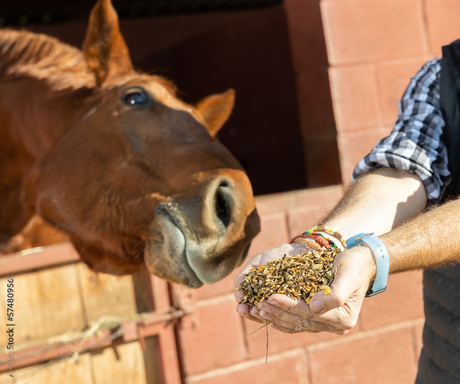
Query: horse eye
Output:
[[123, 91, 149, 106]]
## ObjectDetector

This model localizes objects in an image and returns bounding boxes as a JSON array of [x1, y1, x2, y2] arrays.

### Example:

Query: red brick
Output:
[[287, 207, 333, 239], [329, 64, 381, 133], [376, 57, 433, 125], [255, 186, 343, 216], [244, 315, 361, 360], [360, 271, 424, 330], [188, 350, 308, 384], [178, 297, 246, 375], [338, 127, 392, 185], [309, 326, 417, 384], [425, 0, 460, 56], [171, 282, 197, 309], [194, 267, 241, 301], [248, 212, 289, 256], [321, 0, 427, 65]]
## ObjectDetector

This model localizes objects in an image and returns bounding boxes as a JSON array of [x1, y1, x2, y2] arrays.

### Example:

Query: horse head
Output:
[[11, 0, 260, 287]]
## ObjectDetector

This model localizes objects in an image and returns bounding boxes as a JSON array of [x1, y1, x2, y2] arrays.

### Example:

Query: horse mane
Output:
[[0, 29, 95, 90], [0, 29, 177, 95]]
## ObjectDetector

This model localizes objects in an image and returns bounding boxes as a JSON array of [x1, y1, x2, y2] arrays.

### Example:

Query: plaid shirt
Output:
[[352, 58, 450, 205]]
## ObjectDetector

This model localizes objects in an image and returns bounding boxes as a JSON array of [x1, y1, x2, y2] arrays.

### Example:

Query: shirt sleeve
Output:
[[352, 58, 450, 205]]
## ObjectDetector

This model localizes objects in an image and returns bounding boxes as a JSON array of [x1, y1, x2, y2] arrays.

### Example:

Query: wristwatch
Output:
[[345, 233, 390, 297]]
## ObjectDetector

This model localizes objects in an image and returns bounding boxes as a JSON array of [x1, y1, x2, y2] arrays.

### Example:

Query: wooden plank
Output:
[[0, 329, 115, 373], [150, 277, 182, 384], [0, 266, 85, 348], [92, 341, 147, 384], [0, 309, 189, 373], [141, 336, 163, 384], [0, 244, 80, 278], [0, 370, 15, 383], [13, 352, 93, 384], [132, 270, 164, 384], [77, 264, 138, 323]]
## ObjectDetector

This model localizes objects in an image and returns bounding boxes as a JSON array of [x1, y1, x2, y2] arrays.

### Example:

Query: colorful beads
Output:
[[291, 237, 323, 251], [305, 226, 346, 249], [307, 234, 333, 249], [289, 226, 346, 252]]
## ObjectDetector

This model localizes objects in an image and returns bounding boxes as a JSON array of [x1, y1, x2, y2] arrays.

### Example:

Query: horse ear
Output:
[[195, 89, 235, 136], [83, 0, 133, 86]]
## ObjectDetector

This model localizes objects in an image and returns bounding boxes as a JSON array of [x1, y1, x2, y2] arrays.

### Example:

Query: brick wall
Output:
[[318, 0, 460, 183], [168, 1, 460, 383]]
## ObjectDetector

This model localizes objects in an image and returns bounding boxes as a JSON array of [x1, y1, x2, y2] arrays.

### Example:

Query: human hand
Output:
[[233, 242, 307, 324], [235, 244, 376, 334]]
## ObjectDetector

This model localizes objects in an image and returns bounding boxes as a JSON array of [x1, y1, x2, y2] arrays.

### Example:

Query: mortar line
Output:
[[195, 293, 235, 308], [239, 315, 250, 361], [420, 0, 433, 55], [304, 348, 313, 384], [410, 321, 422, 368], [306, 317, 425, 352], [187, 348, 305, 383]]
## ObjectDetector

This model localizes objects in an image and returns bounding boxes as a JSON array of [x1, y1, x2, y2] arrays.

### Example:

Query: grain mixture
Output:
[[237, 249, 340, 306]]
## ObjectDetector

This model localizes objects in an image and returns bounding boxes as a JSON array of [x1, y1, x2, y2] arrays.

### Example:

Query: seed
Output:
[[237, 249, 340, 306]]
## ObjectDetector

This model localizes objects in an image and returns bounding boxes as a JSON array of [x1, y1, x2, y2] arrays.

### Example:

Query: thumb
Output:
[[310, 277, 354, 313], [310, 248, 374, 313]]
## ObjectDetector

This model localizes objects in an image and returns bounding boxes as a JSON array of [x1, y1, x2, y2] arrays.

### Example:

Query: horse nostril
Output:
[[214, 182, 232, 229]]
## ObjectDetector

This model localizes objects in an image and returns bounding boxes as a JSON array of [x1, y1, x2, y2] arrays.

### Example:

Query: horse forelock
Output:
[[0, 29, 178, 96]]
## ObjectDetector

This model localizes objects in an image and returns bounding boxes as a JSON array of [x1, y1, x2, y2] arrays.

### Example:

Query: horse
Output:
[[0, 0, 260, 288]]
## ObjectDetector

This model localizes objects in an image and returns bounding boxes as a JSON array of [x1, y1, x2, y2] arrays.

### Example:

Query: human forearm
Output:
[[323, 166, 460, 273], [235, 167, 428, 327], [380, 197, 460, 273], [322, 167, 427, 238]]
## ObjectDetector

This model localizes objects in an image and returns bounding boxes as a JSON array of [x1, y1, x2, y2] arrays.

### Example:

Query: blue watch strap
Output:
[[345, 233, 390, 297]]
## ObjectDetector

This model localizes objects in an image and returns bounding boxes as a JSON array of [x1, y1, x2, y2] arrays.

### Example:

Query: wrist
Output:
[[345, 233, 390, 297], [354, 243, 377, 286]]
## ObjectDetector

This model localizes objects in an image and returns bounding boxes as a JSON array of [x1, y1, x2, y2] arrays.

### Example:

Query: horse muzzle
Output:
[[144, 171, 260, 287]]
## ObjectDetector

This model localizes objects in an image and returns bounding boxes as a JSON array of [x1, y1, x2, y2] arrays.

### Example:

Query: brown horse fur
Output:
[[0, 0, 260, 287]]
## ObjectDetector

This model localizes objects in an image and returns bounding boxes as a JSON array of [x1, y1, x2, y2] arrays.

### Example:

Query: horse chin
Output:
[[145, 212, 204, 288]]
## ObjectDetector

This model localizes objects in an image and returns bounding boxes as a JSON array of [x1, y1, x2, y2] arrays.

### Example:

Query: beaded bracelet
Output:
[[306, 225, 347, 249], [289, 226, 346, 251], [290, 233, 339, 251], [291, 237, 324, 251]]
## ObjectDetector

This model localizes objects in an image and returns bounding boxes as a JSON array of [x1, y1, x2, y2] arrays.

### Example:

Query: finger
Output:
[[310, 247, 374, 313], [235, 290, 244, 302], [270, 322, 321, 334], [236, 303, 265, 320], [265, 294, 312, 316], [236, 304, 265, 324], [259, 302, 341, 333], [260, 295, 354, 332], [236, 303, 250, 315], [270, 322, 296, 334]]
